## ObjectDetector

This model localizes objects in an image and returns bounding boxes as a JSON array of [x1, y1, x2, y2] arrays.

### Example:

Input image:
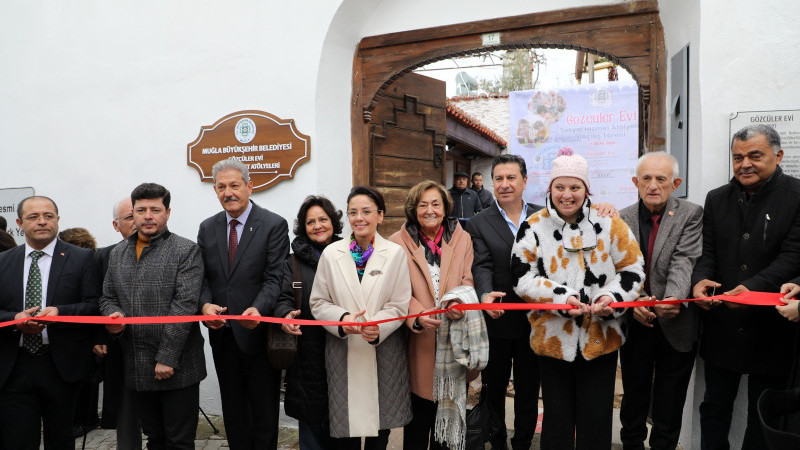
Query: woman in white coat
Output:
[[310, 185, 413, 450]]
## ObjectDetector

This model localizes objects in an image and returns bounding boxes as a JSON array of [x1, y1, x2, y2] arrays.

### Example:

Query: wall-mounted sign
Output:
[[0, 186, 35, 245], [187, 110, 310, 191], [729, 110, 800, 178]]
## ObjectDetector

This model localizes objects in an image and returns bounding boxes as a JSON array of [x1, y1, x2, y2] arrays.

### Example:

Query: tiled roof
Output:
[[448, 93, 509, 101], [446, 102, 507, 147]]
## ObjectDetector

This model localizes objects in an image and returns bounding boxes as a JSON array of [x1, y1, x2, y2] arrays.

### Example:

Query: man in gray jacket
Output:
[[100, 183, 206, 450], [619, 152, 703, 450]]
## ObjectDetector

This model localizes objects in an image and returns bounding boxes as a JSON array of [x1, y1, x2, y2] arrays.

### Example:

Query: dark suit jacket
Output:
[[466, 202, 542, 339], [198, 201, 290, 355], [691, 167, 800, 375], [0, 239, 100, 388], [620, 196, 703, 352]]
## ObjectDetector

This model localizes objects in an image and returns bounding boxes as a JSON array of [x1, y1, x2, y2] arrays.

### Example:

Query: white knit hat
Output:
[[549, 148, 590, 190]]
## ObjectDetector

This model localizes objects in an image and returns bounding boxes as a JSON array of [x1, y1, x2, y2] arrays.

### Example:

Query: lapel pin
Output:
[[668, 211, 674, 216], [369, 269, 382, 276], [249, 227, 253, 232], [60, 252, 65, 256]]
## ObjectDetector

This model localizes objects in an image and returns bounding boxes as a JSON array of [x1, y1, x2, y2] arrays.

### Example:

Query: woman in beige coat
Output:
[[389, 180, 476, 450], [310, 186, 412, 450]]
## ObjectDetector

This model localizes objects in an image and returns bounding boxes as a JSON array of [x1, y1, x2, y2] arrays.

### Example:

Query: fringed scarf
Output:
[[433, 285, 489, 450]]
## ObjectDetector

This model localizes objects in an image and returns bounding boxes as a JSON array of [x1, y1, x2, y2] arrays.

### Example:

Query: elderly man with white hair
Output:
[[619, 151, 703, 450]]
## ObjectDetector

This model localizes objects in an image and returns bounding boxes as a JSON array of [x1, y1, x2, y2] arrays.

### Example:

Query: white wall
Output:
[[4, 0, 797, 427], [659, 0, 800, 447]]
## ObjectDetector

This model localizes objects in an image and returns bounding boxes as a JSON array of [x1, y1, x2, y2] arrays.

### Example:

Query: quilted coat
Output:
[[510, 198, 644, 362], [309, 233, 413, 437]]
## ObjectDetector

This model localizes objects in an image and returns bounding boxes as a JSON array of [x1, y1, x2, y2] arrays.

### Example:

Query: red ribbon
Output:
[[0, 292, 786, 329]]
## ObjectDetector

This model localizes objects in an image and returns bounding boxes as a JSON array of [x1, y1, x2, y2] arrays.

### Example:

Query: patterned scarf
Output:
[[349, 234, 374, 280], [433, 286, 489, 450], [419, 225, 444, 265]]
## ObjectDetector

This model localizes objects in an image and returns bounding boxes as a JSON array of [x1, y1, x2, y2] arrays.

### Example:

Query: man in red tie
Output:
[[619, 152, 703, 450], [197, 159, 290, 450]]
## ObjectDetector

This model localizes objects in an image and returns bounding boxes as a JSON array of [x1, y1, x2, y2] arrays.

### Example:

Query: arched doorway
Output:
[[351, 1, 665, 231]]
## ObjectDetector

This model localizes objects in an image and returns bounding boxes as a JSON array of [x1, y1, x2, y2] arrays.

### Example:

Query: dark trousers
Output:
[[700, 361, 788, 450], [100, 339, 141, 449], [73, 377, 99, 428], [620, 319, 697, 450], [0, 351, 80, 450], [403, 393, 447, 450], [298, 420, 333, 450], [134, 382, 199, 450], [210, 327, 281, 450], [335, 429, 391, 450], [538, 351, 618, 450], [482, 335, 539, 450]]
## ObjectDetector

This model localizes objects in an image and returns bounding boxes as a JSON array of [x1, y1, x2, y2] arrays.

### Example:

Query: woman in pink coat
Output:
[[390, 180, 477, 450]]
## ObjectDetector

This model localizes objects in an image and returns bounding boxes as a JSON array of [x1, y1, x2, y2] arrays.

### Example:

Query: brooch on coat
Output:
[[369, 269, 382, 276]]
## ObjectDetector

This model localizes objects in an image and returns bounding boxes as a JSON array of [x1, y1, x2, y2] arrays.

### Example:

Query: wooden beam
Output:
[[359, 0, 659, 49]]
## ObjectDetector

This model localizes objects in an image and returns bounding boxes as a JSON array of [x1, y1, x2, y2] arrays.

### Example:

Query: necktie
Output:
[[23, 250, 44, 354], [228, 219, 240, 268], [644, 214, 661, 295]]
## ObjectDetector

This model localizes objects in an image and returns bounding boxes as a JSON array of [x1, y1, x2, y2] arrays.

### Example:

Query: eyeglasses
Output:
[[115, 214, 134, 223], [562, 218, 598, 252], [347, 209, 380, 218]]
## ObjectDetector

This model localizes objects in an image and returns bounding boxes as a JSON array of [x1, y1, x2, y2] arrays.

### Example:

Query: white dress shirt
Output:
[[20, 238, 57, 346]]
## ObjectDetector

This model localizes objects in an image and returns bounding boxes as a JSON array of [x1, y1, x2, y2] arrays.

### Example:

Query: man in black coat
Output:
[[94, 197, 141, 449], [0, 196, 99, 449], [450, 171, 482, 220], [467, 155, 541, 450], [472, 172, 494, 209], [692, 124, 800, 449], [198, 159, 290, 450]]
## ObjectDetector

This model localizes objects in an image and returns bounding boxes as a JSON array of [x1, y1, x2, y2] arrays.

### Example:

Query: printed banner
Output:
[[509, 81, 639, 208]]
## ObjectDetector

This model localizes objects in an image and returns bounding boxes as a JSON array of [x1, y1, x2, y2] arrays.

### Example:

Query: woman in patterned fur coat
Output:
[[509, 150, 645, 450]]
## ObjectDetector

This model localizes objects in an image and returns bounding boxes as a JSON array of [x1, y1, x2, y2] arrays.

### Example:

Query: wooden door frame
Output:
[[351, 0, 666, 185]]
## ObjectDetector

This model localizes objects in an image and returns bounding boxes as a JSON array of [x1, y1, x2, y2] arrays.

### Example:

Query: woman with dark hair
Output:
[[0, 230, 16, 253], [274, 195, 343, 450], [310, 186, 413, 450], [390, 180, 487, 450]]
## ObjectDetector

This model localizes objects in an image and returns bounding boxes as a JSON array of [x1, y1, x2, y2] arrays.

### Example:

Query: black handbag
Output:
[[267, 255, 302, 370], [465, 384, 500, 450]]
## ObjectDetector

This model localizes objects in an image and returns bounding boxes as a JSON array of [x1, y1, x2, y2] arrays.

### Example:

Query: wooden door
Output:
[[369, 72, 446, 234]]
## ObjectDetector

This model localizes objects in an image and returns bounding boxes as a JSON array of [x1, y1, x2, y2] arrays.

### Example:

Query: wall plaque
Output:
[[0, 186, 35, 244], [187, 110, 310, 191]]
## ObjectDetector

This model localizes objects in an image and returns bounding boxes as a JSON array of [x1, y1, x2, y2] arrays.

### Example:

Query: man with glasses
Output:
[[0, 196, 100, 448], [692, 124, 800, 449], [94, 197, 141, 449], [619, 152, 703, 450]]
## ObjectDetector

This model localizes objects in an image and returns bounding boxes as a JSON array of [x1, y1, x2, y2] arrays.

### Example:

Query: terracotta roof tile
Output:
[[446, 102, 507, 147]]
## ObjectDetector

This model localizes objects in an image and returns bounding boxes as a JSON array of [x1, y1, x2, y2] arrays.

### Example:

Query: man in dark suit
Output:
[[467, 154, 542, 450], [94, 197, 141, 449], [0, 196, 99, 449], [619, 152, 703, 450], [692, 125, 800, 449], [197, 159, 290, 450]]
